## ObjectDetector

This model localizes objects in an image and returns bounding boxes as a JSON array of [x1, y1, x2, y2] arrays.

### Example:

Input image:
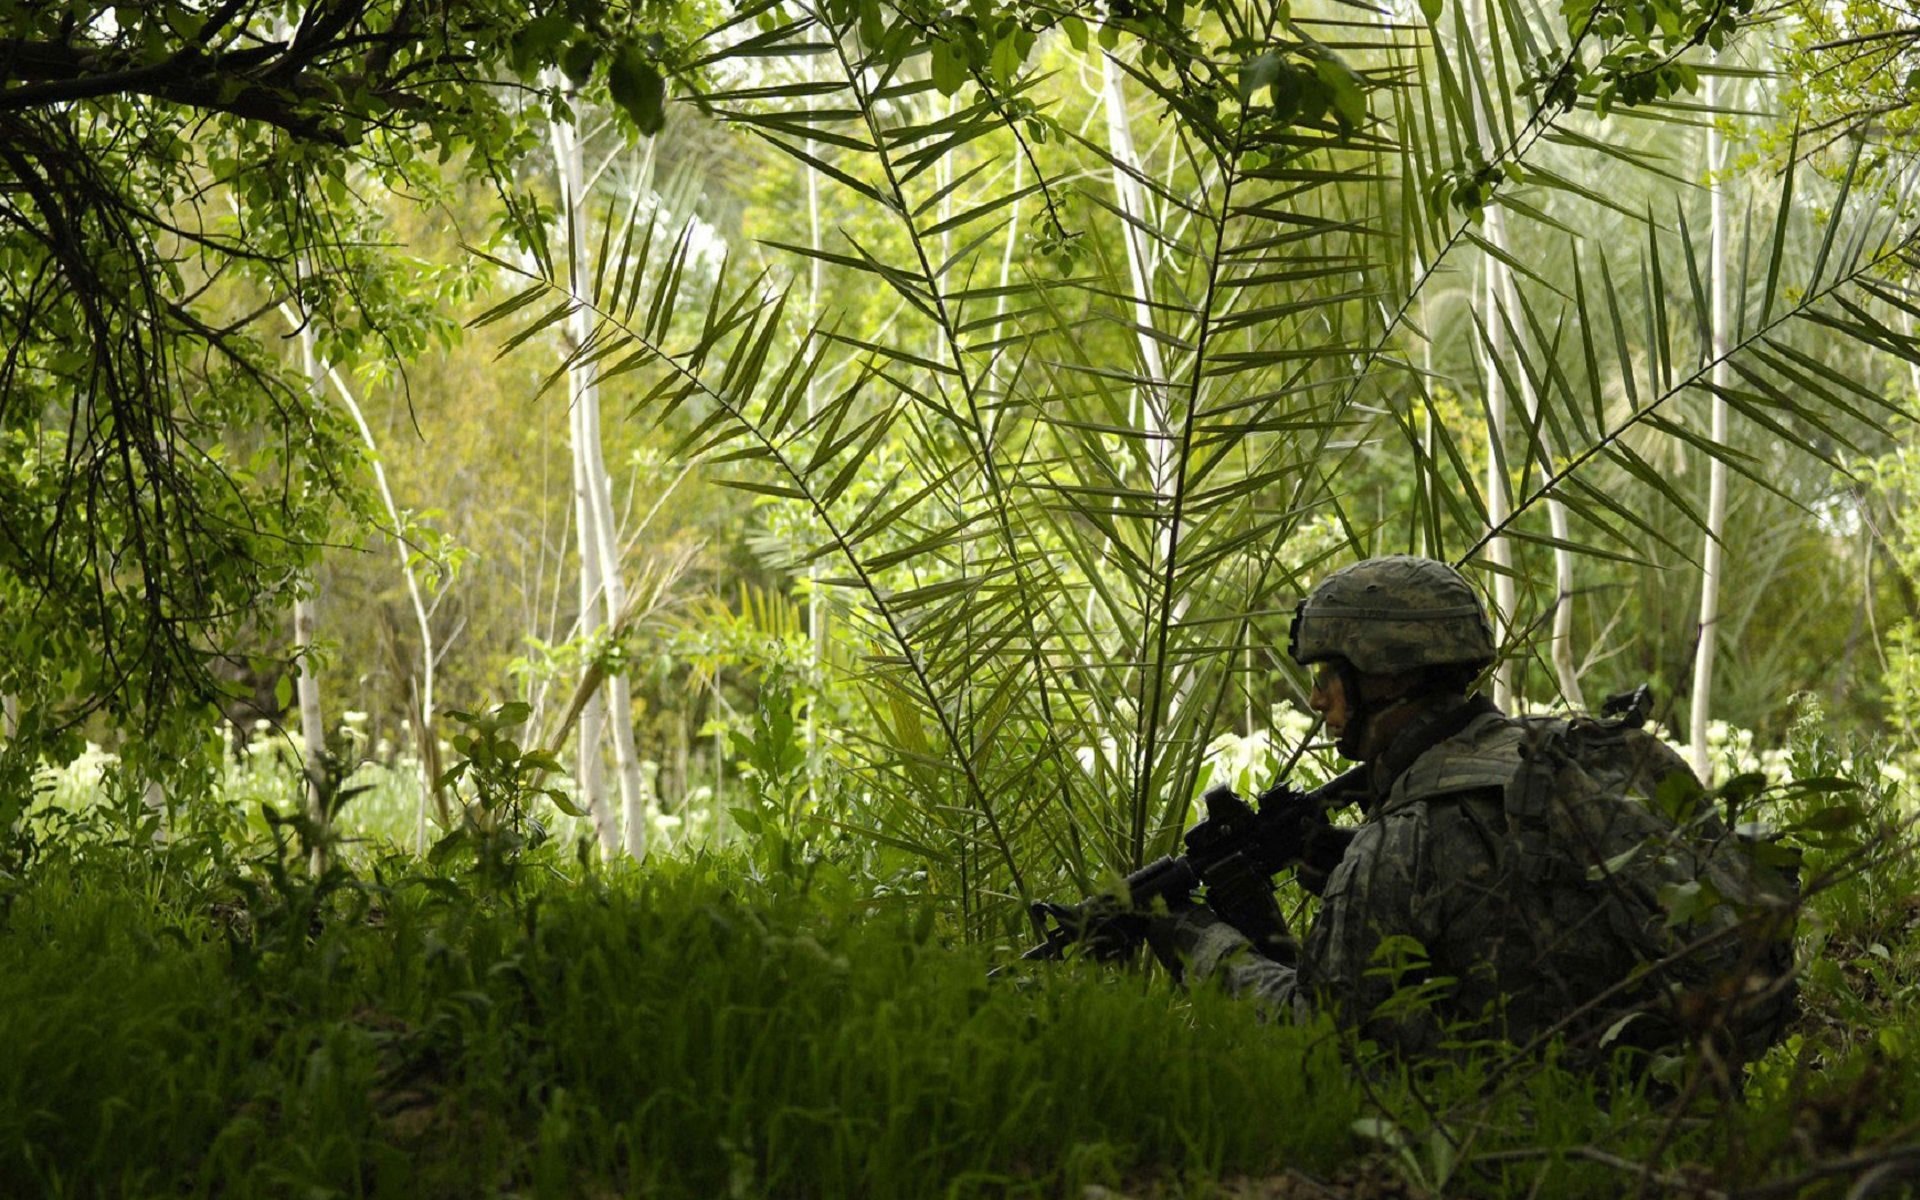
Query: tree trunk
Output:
[[570, 383, 618, 858], [1690, 68, 1731, 782], [1480, 241, 1517, 708], [1463, 0, 1518, 708], [549, 98, 641, 858], [1104, 52, 1202, 769], [279, 304, 445, 852], [292, 594, 327, 872], [1492, 262, 1582, 707], [1103, 54, 1174, 504], [295, 310, 329, 873]]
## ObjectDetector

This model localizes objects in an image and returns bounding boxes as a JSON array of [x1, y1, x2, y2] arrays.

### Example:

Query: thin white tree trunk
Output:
[[1105, 51, 1207, 781], [1493, 264, 1583, 707], [2, 695, 15, 740], [1550, 498, 1579, 705], [991, 150, 1025, 355], [277, 303, 444, 851], [296, 312, 329, 873], [550, 101, 641, 858], [1457, 0, 1586, 707], [1690, 69, 1731, 782], [1419, 260, 1436, 560], [1462, 0, 1518, 708], [1103, 54, 1173, 498], [586, 394, 647, 860], [569, 355, 618, 857]]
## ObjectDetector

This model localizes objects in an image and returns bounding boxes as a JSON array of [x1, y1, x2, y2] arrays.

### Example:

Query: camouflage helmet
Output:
[[1288, 555, 1495, 675]]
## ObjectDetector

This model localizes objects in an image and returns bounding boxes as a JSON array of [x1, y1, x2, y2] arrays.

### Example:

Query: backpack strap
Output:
[[1503, 717, 1572, 882]]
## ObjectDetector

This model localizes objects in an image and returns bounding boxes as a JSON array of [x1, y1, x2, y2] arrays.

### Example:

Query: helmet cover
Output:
[[1288, 555, 1496, 675]]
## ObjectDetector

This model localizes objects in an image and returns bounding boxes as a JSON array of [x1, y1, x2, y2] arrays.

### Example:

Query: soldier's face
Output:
[[1308, 665, 1350, 738]]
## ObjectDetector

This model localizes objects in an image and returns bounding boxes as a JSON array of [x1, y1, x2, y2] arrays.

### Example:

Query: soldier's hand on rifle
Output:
[[1253, 777, 1359, 896], [1028, 895, 1154, 962], [1294, 820, 1356, 895]]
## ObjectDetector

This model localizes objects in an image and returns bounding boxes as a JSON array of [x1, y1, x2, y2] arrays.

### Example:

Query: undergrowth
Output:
[[0, 845, 1371, 1198], [5, 715, 1920, 1198], [6, 826, 1919, 1200]]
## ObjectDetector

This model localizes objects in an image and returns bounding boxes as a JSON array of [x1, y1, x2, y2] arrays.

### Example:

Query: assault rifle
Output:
[[1009, 768, 1368, 969]]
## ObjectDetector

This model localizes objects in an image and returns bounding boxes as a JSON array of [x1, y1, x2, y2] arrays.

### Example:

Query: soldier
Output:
[[1150, 555, 1797, 1064]]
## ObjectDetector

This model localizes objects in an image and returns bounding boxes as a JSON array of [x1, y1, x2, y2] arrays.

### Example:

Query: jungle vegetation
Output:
[[5, 0, 1920, 1194]]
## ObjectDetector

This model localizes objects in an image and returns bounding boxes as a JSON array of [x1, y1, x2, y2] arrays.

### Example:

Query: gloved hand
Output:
[[1295, 822, 1356, 896], [1030, 896, 1150, 962]]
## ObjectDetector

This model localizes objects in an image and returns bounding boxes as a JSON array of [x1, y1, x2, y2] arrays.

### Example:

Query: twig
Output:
[[1471, 1144, 1727, 1199], [1730, 1142, 1920, 1200]]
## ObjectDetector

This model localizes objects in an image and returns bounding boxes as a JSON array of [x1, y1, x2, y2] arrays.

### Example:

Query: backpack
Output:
[[1497, 703, 1800, 1063]]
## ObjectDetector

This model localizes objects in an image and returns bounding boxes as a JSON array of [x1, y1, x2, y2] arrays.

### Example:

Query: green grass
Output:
[[6, 767, 1920, 1198], [0, 850, 1372, 1198]]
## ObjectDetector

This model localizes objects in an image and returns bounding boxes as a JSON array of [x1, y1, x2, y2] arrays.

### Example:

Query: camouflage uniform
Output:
[[1169, 695, 1697, 1056], [1165, 557, 1796, 1061]]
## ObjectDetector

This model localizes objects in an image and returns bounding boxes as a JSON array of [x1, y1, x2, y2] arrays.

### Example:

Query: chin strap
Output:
[[1332, 662, 1372, 759]]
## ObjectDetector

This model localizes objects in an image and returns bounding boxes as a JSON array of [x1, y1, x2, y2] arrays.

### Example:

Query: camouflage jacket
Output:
[[1169, 694, 1795, 1060]]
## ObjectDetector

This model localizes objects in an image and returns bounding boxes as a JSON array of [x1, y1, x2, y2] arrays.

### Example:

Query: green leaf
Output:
[[990, 33, 1021, 85], [1238, 52, 1281, 105], [1781, 777, 1864, 795], [428, 827, 470, 867], [1351, 1117, 1410, 1150], [608, 45, 668, 135], [1658, 879, 1723, 929], [930, 39, 967, 95], [1062, 15, 1089, 51], [562, 38, 599, 85], [1791, 803, 1865, 833], [510, 13, 574, 77], [717, 478, 809, 499], [1313, 58, 1367, 133], [1718, 772, 1768, 808], [1599, 1010, 1644, 1048], [1587, 843, 1643, 881]]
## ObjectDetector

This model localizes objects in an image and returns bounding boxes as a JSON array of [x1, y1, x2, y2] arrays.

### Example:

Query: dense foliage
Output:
[[9, 0, 1920, 1192], [0, 0, 688, 764]]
